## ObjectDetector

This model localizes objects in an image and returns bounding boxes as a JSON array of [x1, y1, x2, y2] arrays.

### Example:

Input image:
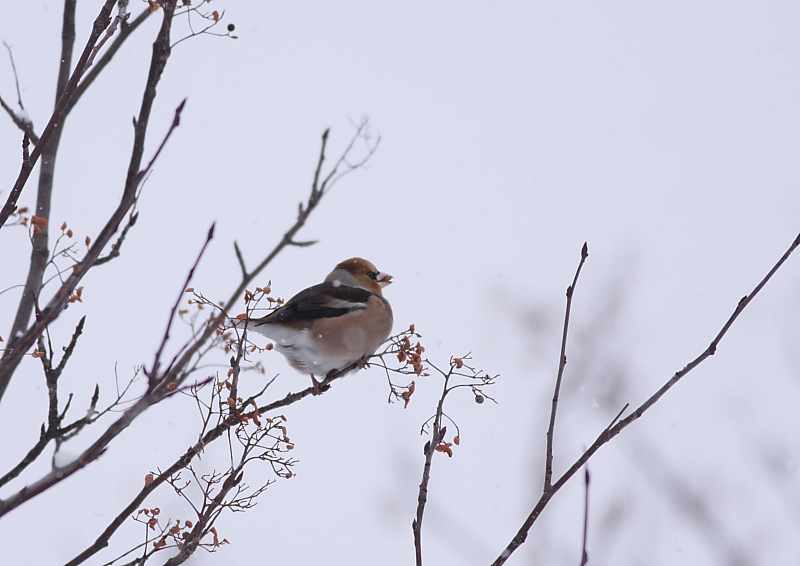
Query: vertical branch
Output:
[[5, 0, 78, 355], [125, 2, 177, 194], [544, 242, 588, 488], [412, 375, 449, 566]]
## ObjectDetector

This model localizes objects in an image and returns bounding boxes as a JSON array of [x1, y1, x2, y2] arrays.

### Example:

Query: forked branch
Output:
[[0, 0, 118, 230], [491, 232, 800, 565]]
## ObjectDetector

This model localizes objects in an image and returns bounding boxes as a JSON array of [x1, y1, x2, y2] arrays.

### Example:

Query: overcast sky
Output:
[[1, 2, 799, 565]]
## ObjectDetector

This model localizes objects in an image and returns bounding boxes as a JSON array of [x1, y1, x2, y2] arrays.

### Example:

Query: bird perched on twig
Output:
[[246, 257, 393, 392]]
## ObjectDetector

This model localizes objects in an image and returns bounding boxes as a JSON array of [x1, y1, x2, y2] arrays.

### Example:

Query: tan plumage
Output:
[[248, 258, 393, 387]]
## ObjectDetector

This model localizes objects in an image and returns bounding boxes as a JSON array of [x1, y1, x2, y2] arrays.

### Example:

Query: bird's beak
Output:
[[377, 271, 393, 288]]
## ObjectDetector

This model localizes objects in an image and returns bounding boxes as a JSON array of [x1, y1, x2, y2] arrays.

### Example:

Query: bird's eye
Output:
[[366, 271, 378, 280]]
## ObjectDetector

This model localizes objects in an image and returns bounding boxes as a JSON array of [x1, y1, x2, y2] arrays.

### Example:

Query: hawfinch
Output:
[[248, 258, 393, 390]]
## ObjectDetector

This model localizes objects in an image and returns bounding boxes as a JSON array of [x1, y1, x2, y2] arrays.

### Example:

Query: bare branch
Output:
[[64, 335, 389, 565], [490, 232, 800, 565], [54, 315, 86, 378], [84, 5, 131, 72], [94, 209, 139, 266], [66, 8, 154, 116], [0, 0, 116, 230], [224, 124, 377, 321], [148, 222, 215, 385], [545, 242, 589, 488]]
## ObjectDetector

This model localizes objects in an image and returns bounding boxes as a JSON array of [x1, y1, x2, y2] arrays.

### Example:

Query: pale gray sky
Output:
[[1, 2, 799, 565]]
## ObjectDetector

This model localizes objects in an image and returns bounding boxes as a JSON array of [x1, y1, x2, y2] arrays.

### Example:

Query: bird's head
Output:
[[329, 257, 393, 295]]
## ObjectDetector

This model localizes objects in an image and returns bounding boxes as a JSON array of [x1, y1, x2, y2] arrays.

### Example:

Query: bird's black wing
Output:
[[257, 282, 371, 325]]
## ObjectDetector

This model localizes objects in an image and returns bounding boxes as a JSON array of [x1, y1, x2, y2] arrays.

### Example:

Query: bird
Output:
[[245, 257, 393, 392]]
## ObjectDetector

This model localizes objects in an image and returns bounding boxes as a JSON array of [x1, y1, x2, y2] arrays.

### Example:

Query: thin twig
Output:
[[0, 41, 40, 143], [148, 221, 214, 386], [54, 316, 86, 378], [545, 242, 588, 488], [409, 355, 492, 566], [94, 209, 139, 266], [3, 40, 25, 110]]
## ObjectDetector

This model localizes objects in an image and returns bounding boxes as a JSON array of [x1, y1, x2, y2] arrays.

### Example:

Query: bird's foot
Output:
[[310, 374, 323, 395]]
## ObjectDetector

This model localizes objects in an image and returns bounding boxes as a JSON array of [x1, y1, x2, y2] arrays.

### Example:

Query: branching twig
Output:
[[61, 123, 380, 564], [172, 3, 236, 49], [412, 355, 495, 566], [94, 207, 139, 266], [490, 232, 800, 565], [64, 332, 390, 565], [65, 8, 153, 117], [0, 2, 186, 515], [0, 75, 185, 400], [0, 0, 116, 231]]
